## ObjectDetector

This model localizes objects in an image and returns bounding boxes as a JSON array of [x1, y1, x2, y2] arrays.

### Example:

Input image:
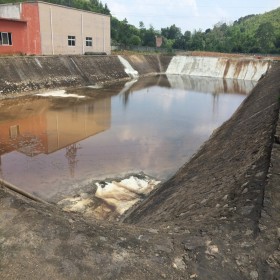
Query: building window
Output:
[[0, 32, 12, 46], [68, 36, 76, 46], [9, 125, 19, 139], [86, 37, 92, 47]]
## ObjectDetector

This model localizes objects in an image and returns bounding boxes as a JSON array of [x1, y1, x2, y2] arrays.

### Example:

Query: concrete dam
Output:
[[0, 54, 272, 95]]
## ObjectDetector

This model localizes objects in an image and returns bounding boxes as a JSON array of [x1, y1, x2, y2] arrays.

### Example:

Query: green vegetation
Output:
[[1, 0, 280, 53], [0, 0, 110, 14], [112, 6, 280, 54]]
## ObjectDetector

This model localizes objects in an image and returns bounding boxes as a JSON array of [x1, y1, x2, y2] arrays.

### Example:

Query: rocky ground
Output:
[[1, 61, 280, 279]]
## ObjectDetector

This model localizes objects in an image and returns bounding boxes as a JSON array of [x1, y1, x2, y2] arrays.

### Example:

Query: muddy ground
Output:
[[1, 62, 280, 279]]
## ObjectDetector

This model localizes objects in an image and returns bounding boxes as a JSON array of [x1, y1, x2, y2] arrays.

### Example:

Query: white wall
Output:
[[38, 2, 111, 55]]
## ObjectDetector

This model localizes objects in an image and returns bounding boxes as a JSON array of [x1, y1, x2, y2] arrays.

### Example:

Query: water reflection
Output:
[[0, 75, 255, 201], [166, 75, 256, 94], [0, 98, 110, 156]]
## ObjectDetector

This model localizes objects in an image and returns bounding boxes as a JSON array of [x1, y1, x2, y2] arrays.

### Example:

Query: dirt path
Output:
[[1, 62, 280, 279]]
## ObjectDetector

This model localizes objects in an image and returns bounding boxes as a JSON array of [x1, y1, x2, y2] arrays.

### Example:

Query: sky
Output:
[[105, 0, 280, 32]]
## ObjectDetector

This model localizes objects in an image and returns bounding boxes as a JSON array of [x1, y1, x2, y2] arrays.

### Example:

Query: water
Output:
[[0, 75, 256, 201]]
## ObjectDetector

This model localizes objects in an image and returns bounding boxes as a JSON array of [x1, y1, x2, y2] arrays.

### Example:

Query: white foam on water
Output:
[[87, 84, 103, 89], [95, 176, 160, 215], [57, 175, 160, 219], [36, 90, 85, 98]]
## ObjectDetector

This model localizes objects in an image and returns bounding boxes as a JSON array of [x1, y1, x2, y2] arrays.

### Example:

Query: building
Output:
[[155, 36, 163, 48], [0, 1, 111, 55]]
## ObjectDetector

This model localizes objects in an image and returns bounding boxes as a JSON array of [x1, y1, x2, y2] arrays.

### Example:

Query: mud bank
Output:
[[1, 61, 280, 279], [0, 54, 272, 95]]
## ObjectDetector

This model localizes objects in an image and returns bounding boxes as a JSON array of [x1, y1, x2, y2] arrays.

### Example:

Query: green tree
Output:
[[142, 25, 158, 47], [161, 24, 182, 40], [129, 35, 141, 46], [191, 30, 206, 50], [256, 22, 276, 52]]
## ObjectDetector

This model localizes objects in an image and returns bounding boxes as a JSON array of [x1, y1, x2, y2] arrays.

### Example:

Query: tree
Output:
[[191, 30, 205, 50], [142, 25, 158, 47], [139, 21, 145, 30], [129, 35, 141, 46], [161, 24, 182, 40], [256, 22, 276, 52]]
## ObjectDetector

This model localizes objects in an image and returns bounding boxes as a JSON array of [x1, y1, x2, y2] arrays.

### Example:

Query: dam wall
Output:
[[0, 54, 272, 95]]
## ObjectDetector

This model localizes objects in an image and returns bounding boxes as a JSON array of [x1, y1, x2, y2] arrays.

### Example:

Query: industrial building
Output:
[[0, 1, 111, 55]]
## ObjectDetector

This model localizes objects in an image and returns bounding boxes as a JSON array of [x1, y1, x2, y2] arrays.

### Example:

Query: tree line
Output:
[[111, 9, 280, 54], [1, 0, 280, 54]]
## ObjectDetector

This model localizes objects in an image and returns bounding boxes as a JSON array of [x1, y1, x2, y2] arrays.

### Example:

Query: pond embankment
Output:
[[0, 54, 280, 279], [0, 54, 272, 95]]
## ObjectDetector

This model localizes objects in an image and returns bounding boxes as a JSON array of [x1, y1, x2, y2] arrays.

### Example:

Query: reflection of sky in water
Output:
[[0, 75, 254, 200]]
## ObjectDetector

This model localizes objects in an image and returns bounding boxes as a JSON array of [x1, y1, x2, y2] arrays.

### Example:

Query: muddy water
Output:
[[0, 75, 256, 202]]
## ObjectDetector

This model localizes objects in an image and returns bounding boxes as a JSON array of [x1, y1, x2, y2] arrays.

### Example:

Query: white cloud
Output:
[[106, 0, 199, 30]]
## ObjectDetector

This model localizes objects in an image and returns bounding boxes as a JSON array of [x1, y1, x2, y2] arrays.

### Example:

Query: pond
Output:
[[0, 75, 255, 206]]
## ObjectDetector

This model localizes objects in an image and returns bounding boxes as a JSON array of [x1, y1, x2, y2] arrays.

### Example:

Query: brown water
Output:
[[0, 75, 256, 201]]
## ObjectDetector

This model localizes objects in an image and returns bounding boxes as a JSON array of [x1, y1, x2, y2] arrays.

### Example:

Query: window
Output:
[[86, 37, 92, 47], [0, 32, 12, 46], [68, 35, 75, 46], [9, 125, 19, 139]]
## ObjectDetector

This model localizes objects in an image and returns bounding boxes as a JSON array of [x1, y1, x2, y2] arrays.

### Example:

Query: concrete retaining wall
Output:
[[166, 56, 271, 81], [0, 55, 128, 94], [0, 55, 172, 95], [0, 54, 272, 95]]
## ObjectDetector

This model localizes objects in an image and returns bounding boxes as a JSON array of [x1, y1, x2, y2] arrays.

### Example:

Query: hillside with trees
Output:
[[1, 0, 280, 54], [111, 7, 280, 54]]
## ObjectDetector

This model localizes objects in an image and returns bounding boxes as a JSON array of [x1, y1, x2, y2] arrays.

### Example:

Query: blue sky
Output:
[[105, 0, 280, 32]]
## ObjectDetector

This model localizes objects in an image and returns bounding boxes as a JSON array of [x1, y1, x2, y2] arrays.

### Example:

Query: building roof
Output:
[[0, 17, 27, 23]]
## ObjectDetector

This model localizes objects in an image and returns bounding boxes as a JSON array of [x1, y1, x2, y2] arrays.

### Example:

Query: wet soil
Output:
[[1, 62, 280, 279]]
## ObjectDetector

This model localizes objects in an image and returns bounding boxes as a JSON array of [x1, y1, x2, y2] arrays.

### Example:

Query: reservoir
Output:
[[0, 75, 255, 204]]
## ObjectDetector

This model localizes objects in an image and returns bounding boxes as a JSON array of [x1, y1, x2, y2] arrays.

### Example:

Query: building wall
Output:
[[21, 2, 41, 55], [0, 18, 27, 54], [0, 2, 110, 55], [0, 2, 41, 55], [38, 2, 111, 55]]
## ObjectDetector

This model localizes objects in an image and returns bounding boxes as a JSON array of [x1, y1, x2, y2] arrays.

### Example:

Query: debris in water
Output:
[[87, 84, 103, 89], [57, 174, 160, 220], [36, 90, 85, 98], [95, 175, 160, 215]]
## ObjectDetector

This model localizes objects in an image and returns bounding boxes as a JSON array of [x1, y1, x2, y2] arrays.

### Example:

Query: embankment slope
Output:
[[0, 55, 172, 95], [0, 54, 272, 95]]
